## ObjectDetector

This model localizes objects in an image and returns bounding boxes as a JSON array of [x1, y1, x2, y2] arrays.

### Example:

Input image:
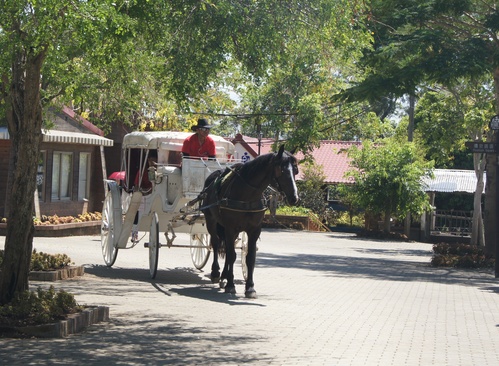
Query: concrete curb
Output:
[[5, 306, 109, 338], [29, 265, 85, 281]]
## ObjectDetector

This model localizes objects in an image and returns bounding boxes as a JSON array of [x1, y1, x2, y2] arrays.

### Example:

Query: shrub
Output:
[[431, 243, 494, 269], [0, 250, 73, 271], [30, 250, 73, 271], [331, 211, 364, 227], [3, 212, 102, 225], [0, 286, 82, 327], [274, 206, 311, 216]]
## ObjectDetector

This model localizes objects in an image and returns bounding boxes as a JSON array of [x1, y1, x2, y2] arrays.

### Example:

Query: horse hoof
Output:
[[219, 279, 227, 289], [210, 276, 220, 284], [245, 289, 258, 299], [224, 286, 236, 294]]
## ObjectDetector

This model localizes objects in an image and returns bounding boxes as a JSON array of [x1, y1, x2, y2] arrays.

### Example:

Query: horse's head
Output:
[[270, 145, 299, 205]]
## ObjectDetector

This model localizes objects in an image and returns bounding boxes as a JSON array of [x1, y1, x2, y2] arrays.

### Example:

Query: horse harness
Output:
[[195, 153, 295, 213], [194, 165, 264, 213]]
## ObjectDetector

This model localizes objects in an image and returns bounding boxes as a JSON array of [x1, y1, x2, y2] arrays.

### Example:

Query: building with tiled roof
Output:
[[293, 141, 360, 184], [0, 107, 113, 218], [230, 134, 359, 184], [230, 134, 484, 195]]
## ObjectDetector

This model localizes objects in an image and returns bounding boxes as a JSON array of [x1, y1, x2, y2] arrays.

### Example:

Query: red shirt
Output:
[[182, 134, 216, 158], [134, 168, 152, 190]]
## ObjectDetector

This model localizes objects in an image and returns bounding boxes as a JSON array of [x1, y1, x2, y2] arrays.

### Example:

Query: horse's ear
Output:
[[277, 144, 285, 158], [289, 146, 297, 155]]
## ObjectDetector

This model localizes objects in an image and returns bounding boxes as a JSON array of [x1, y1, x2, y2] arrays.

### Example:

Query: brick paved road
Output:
[[1, 229, 498, 365]]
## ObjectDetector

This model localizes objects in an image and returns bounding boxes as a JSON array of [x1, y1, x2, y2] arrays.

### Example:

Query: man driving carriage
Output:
[[181, 118, 216, 159]]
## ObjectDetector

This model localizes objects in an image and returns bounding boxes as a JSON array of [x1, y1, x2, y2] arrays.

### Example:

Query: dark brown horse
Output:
[[201, 145, 299, 298]]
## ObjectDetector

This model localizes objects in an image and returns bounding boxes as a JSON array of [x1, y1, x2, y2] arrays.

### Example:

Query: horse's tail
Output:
[[216, 223, 226, 259]]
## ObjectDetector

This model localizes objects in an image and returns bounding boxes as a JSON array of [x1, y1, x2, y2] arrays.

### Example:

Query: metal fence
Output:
[[431, 210, 473, 236]]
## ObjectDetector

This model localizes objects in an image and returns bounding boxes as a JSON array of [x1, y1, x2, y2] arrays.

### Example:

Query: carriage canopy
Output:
[[122, 131, 235, 158]]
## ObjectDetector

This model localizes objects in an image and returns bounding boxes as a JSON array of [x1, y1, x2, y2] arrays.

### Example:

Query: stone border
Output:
[[0, 221, 101, 237], [2, 306, 109, 338], [29, 265, 85, 281]]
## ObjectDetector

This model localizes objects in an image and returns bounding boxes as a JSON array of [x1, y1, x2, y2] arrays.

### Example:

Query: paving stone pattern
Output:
[[0, 230, 498, 365]]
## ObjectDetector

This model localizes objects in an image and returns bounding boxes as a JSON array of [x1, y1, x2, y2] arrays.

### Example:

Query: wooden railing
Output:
[[431, 210, 474, 236]]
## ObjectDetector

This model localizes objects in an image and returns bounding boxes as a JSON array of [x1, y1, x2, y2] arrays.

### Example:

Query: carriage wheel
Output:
[[240, 231, 248, 280], [190, 233, 211, 270], [149, 212, 160, 279], [101, 189, 119, 267]]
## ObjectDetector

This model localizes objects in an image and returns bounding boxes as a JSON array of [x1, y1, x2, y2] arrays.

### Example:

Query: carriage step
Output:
[[144, 242, 163, 248], [184, 214, 203, 224]]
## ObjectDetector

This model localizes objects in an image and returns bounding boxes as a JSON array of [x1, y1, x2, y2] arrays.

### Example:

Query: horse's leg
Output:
[[220, 251, 229, 289], [217, 224, 229, 288], [244, 228, 261, 299], [223, 229, 238, 294], [207, 221, 221, 283]]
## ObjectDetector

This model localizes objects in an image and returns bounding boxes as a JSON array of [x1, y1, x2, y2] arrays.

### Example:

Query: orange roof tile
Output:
[[230, 135, 359, 184], [294, 141, 360, 184]]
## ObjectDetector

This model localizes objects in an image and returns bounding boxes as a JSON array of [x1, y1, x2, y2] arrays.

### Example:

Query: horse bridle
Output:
[[270, 156, 298, 195]]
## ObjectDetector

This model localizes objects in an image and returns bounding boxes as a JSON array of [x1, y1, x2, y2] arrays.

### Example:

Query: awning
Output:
[[421, 169, 485, 194], [43, 130, 114, 147], [0, 127, 114, 147]]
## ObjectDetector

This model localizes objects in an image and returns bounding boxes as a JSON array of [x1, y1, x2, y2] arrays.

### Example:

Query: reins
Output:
[[196, 150, 295, 214], [196, 157, 275, 213]]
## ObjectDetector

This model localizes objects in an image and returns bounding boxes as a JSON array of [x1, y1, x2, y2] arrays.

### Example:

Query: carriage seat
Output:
[[159, 141, 183, 167]]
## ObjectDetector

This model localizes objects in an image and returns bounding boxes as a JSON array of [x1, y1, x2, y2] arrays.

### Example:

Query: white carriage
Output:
[[101, 131, 248, 279]]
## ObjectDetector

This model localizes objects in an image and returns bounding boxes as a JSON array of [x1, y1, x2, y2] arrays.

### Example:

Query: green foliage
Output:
[[0, 286, 82, 327], [274, 206, 311, 216], [0, 250, 73, 271], [295, 161, 332, 223], [230, 1, 374, 147], [414, 92, 468, 167], [30, 250, 73, 272], [343, 138, 434, 222], [330, 211, 364, 227], [414, 78, 495, 169], [337, 0, 497, 104], [431, 243, 494, 269]]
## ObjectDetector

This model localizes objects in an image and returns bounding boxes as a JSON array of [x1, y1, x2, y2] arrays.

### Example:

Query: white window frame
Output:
[[78, 152, 91, 201], [51, 151, 73, 200]]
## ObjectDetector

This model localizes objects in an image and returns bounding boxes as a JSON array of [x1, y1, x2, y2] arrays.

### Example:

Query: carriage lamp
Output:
[[148, 166, 157, 183], [148, 166, 162, 185]]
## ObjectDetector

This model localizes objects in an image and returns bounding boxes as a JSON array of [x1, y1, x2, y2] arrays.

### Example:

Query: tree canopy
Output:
[[337, 0, 498, 103], [342, 138, 434, 233]]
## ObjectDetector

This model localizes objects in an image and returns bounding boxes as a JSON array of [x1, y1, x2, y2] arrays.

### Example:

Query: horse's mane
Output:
[[236, 152, 276, 179]]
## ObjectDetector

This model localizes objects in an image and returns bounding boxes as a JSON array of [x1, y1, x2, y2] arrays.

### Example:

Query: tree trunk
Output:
[[484, 144, 496, 257], [484, 67, 499, 258], [471, 152, 485, 246], [0, 50, 45, 305]]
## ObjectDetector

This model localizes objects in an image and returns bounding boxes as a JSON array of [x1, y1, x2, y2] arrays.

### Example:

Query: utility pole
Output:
[[488, 114, 499, 278], [257, 124, 262, 156]]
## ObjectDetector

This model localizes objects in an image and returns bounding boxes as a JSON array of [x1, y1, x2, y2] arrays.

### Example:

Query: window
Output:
[[78, 153, 90, 200], [327, 185, 340, 202], [52, 152, 73, 200], [37, 151, 46, 201]]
